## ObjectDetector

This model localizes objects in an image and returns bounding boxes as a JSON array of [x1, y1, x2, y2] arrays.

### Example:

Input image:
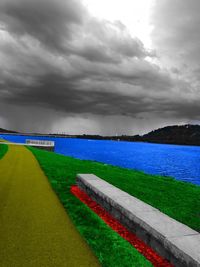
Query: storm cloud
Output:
[[151, 0, 200, 90], [0, 0, 199, 134]]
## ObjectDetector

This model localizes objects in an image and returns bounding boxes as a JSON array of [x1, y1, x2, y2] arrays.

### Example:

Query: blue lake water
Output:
[[1, 134, 200, 186]]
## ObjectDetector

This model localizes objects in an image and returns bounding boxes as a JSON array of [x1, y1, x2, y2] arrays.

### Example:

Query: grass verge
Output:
[[29, 147, 200, 266], [0, 144, 8, 159], [29, 146, 154, 267]]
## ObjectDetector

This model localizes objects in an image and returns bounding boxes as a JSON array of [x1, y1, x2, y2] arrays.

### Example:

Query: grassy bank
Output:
[[0, 144, 8, 159], [29, 147, 154, 267], [29, 147, 200, 266]]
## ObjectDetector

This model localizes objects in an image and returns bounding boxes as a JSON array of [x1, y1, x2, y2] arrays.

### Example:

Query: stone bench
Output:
[[76, 174, 200, 267]]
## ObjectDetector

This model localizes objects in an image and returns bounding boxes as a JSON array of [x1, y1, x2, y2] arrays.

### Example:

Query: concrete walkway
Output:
[[0, 145, 100, 267]]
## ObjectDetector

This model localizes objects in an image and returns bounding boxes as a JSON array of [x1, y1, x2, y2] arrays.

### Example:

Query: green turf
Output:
[[0, 144, 8, 159], [29, 147, 200, 266], [30, 147, 200, 232], [29, 147, 153, 267]]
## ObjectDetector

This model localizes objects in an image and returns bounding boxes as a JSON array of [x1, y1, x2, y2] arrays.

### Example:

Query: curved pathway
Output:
[[0, 145, 100, 267]]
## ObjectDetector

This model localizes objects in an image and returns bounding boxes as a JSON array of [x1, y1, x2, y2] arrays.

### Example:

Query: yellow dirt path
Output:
[[0, 145, 100, 267]]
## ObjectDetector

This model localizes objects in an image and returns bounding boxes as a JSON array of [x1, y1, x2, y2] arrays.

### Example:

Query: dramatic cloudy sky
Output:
[[0, 0, 200, 134]]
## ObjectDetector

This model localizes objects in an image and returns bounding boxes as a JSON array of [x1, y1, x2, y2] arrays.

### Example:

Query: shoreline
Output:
[[1, 132, 200, 147]]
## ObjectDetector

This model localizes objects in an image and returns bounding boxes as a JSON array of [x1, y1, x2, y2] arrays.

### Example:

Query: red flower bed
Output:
[[70, 185, 173, 267]]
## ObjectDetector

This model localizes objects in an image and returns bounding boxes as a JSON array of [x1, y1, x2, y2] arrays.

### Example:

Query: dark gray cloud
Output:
[[0, 73, 150, 116], [151, 0, 200, 94], [0, 0, 148, 60], [0, 0, 199, 134], [75, 19, 148, 62], [0, 0, 86, 52], [151, 0, 200, 63], [1, 71, 195, 122]]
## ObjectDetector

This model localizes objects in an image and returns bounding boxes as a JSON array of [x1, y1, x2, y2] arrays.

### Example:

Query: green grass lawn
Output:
[[0, 144, 8, 159], [29, 147, 200, 266]]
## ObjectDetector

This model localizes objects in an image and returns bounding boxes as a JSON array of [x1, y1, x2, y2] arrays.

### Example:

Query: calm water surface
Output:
[[1, 134, 200, 186]]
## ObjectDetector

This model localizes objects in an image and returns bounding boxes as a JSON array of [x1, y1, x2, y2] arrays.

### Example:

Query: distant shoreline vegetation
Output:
[[1, 124, 200, 146]]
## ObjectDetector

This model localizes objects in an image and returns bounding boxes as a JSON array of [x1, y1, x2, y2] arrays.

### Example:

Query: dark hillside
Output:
[[141, 124, 200, 145], [0, 128, 17, 134]]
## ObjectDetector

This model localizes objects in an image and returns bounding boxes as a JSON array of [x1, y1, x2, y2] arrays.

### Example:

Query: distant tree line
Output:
[[1, 124, 200, 146]]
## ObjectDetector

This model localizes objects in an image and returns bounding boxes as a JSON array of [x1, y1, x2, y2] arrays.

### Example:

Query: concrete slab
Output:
[[76, 174, 200, 267], [77, 174, 100, 180], [112, 195, 157, 213], [137, 210, 199, 238], [92, 184, 130, 197], [83, 179, 115, 188], [166, 234, 200, 267]]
